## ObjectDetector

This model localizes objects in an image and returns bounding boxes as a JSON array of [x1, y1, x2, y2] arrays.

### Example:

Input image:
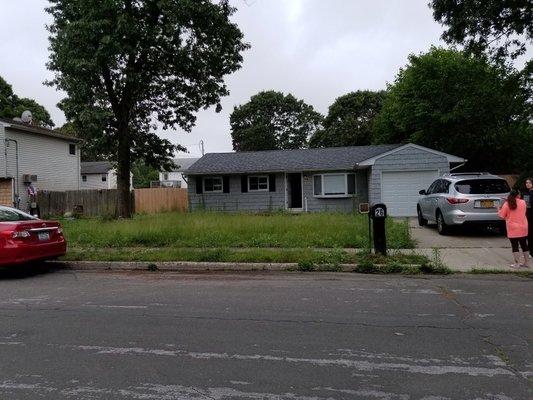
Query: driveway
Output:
[[408, 219, 523, 271]]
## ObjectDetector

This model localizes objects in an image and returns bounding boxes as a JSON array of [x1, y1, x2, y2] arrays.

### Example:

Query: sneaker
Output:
[[510, 264, 521, 269]]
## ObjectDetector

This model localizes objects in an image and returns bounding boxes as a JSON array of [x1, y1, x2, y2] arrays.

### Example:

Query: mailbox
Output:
[[370, 203, 387, 255]]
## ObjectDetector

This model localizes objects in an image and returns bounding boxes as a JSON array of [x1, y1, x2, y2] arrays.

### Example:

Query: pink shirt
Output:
[[498, 198, 528, 238]]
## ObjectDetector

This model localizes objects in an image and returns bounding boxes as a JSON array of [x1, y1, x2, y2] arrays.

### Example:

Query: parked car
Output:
[[417, 173, 510, 235], [0, 206, 66, 267]]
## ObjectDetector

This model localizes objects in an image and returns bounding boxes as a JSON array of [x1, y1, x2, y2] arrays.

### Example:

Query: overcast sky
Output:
[[0, 1, 462, 158]]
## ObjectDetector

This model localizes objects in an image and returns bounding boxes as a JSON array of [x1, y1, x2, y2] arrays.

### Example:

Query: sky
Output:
[[0, 0, 479, 158]]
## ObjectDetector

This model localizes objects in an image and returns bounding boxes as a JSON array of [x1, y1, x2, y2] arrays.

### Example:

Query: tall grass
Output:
[[61, 212, 413, 249]]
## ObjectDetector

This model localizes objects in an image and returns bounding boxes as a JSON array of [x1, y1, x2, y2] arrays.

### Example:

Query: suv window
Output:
[[427, 180, 439, 194], [455, 179, 510, 194]]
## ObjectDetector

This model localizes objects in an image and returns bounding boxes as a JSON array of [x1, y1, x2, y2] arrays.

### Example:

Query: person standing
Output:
[[498, 190, 529, 268], [523, 178, 533, 257]]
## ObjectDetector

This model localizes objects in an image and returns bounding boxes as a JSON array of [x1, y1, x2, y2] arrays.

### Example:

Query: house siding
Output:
[[81, 173, 110, 190], [159, 171, 188, 188], [0, 124, 6, 177], [5, 129, 80, 210], [368, 147, 450, 204], [188, 170, 369, 213]]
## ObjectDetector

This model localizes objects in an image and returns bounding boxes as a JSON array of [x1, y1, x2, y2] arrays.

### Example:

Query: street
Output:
[[0, 266, 531, 399]]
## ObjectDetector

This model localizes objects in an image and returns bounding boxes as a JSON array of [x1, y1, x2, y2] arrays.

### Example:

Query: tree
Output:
[[230, 91, 323, 151], [46, 0, 249, 217], [309, 90, 385, 148], [0, 76, 54, 128], [373, 47, 531, 173], [131, 162, 160, 188], [430, 0, 532, 62]]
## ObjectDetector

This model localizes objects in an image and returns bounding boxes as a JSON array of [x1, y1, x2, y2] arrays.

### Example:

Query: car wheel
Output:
[[436, 211, 450, 235], [417, 207, 427, 227]]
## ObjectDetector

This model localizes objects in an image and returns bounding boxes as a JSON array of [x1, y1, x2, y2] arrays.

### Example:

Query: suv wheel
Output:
[[417, 207, 427, 227], [436, 211, 450, 235]]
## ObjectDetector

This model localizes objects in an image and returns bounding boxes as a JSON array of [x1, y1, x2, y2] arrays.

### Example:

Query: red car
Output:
[[0, 206, 66, 267]]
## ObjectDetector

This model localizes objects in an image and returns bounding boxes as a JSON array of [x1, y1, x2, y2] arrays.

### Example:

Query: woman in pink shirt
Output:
[[498, 190, 529, 268]]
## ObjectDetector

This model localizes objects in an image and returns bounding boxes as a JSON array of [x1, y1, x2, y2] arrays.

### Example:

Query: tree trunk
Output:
[[116, 122, 132, 218]]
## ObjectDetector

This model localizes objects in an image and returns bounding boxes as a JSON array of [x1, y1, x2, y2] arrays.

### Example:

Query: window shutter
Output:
[[313, 175, 322, 195], [347, 173, 356, 194], [241, 175, 248, 192], [223, 176, 230, 193], [269, 174, 276, 192], [195, 176, 203, 194]]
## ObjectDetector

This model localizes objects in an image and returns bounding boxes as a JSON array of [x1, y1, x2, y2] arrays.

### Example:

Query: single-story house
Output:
[[185, 143, 466, 217], [81, 161, 133, 190], [0, 117, 82, 210], [157, 157, 199, 189]]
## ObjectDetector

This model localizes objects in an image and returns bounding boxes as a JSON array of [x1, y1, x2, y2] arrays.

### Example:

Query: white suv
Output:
[[417, 173, 510, 235]]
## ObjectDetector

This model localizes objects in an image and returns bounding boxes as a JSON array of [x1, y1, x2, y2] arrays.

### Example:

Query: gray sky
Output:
[[0, 1, 459, 157]]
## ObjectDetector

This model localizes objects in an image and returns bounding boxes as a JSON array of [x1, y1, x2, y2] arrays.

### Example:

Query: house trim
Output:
[[357, 143, 466, 167]]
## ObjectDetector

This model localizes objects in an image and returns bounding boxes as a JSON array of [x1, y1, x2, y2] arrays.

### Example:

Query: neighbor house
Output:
[[156, 157, 199, 189], [185, 143, 466, 217], [0, 118, 82, 210], [81, 161, 133, 190]]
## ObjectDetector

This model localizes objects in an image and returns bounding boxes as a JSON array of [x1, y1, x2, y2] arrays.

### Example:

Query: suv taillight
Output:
[[447, 198, 469, 205]]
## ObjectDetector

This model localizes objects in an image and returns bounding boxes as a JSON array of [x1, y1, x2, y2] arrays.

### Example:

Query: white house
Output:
[[158, 157, 199, 189], [81, 161, 133, 190], [0, 117, 82, 210]]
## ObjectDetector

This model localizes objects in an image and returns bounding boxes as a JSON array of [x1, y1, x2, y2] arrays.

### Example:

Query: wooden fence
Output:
[[134, 188, 188, 214]]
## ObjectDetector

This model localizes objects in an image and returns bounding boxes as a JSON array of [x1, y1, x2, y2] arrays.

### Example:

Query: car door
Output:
[[425, 180, 443, 221], [420, 180, 438, 219]]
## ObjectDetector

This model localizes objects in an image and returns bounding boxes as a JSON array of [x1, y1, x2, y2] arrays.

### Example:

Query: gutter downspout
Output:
[[4, 138, 19, 208]]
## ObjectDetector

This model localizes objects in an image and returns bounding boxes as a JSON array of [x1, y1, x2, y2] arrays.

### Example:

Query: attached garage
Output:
[[362, 144, 466, 217], [381, 170, 439, 217], [0, 179, 13, 207]]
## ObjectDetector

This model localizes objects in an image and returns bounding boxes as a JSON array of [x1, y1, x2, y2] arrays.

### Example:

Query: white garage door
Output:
[[381, 170, 439, 217]]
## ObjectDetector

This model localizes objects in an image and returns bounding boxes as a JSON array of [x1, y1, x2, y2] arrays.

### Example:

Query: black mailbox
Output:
[[370, 203, 387, 255]]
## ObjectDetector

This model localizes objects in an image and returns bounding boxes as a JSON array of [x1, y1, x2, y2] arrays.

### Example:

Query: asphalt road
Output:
[[0, 265, 531, 400]]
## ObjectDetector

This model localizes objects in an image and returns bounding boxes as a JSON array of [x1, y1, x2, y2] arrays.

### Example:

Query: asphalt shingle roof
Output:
[[169, 157, 200, 172], [81, 161, 114, 174], [186, 145, 401, 175], [0, 118, 83, 143]]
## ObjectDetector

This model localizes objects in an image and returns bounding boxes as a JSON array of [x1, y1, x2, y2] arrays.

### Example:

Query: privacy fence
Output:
[[37, 188, 188, 217]]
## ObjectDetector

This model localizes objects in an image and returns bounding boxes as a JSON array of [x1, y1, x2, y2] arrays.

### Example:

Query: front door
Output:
[[288, 173, 302, 209], [0, 179, 13, 207]]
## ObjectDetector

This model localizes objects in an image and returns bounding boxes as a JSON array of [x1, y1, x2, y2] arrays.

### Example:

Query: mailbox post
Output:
[[370, 203, 387, 255]]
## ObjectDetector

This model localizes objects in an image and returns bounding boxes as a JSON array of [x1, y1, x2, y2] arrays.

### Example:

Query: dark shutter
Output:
[[347, 173, 356, 195], [269, 174, 276, 192], [241, 175, 248, 192], [195, 176, 203, 194], [223, 176, 230, 193]]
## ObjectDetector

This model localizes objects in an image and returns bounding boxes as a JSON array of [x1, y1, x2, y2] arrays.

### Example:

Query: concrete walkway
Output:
[[408, 218, 530, 272]]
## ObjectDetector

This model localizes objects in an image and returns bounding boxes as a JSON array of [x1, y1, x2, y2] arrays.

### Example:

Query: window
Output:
[[204, 176, 223, 192], [82, 175, 87, 182], [163, 173, 169, 181], [69, 144, 76, 155], [313, 173, 356, 197], [248, 176, 268, 191], [426, 180, 439, 194], [455, 179, 510, 194], [101, 175, 107, 182]]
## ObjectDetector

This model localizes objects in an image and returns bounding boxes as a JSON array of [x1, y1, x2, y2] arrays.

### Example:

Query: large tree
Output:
[[309, 90, 385, 148], [0, 76, 54, 128], [373, 47, 531, 173], [430, 0, 532, 62], [46, 0, 249, 217], [230, 91, 323, 151]]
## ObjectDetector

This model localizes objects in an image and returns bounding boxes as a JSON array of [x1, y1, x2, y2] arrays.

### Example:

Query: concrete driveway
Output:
[[407, 219, 527, 271]]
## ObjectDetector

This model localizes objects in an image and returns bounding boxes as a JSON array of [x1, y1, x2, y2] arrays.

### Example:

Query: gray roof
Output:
[[0, 118, 83, 143], [186, 145, 401, 175], [81, 161, 114, 174], [168, 157, 200, 172]]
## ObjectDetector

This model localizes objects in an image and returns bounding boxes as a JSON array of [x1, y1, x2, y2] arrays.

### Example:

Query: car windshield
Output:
[[454, 179, 510, 195], [0, 207, 38, 222]]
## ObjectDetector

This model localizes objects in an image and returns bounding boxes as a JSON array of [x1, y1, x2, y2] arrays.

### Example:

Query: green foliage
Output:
[[430, 0, 532, 62], [131, 162, 160, 188], [297, 260, 316, 272], [46, 0, 249, 216], [230, 91, 323, 151], [373, 47, 531, 173], [310, 90, 385, 148], [0, 76, 54, 128]]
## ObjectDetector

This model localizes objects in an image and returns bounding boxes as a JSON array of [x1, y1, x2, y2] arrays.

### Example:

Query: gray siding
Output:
[[5, 129, 81, 211], [0, 124, 5, 177], [368, 147, 450, 204], [188, 170, 369, 213], [189, 173, 286, 212]]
